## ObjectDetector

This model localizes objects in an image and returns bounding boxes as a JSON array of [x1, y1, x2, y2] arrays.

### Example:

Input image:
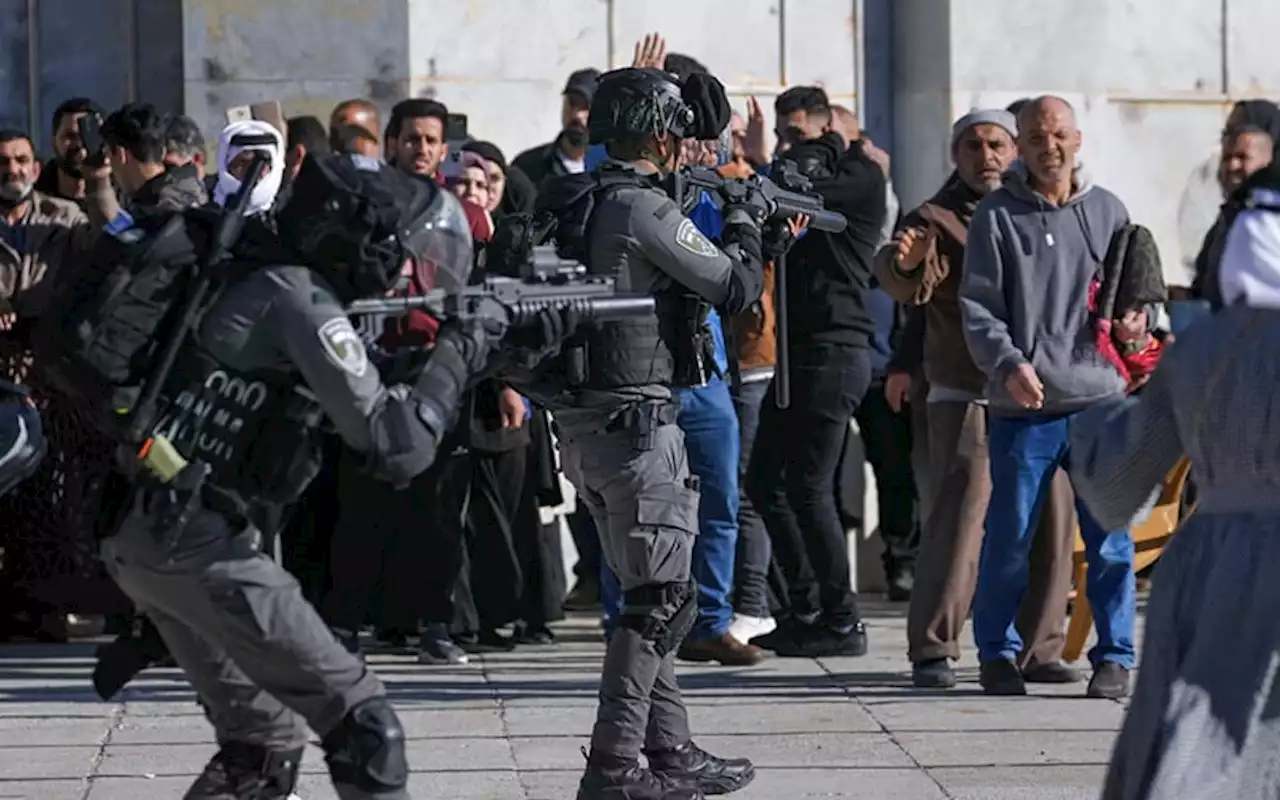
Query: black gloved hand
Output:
[[506, 305, 584, 368], [762, 219, 799, 260], [436, 313, 508, 375]]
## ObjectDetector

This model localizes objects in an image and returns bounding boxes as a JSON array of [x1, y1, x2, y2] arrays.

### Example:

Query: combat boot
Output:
[[184, 741, 303, 800], [646, 741, 756, 795], [576, 748, 705, 799]]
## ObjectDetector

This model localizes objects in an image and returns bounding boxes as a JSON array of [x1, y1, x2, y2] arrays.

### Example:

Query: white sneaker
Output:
[[727, 613, 777, 645]]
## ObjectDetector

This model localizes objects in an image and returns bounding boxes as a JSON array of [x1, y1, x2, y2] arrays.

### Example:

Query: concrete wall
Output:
[[893, 0, 1280, 285], [0, 0, 183, 153], [180, 0, 863, 161]]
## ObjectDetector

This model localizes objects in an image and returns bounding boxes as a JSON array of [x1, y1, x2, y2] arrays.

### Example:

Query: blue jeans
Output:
[[973, 413, 1136, 669], [600, 380, 741, 640]]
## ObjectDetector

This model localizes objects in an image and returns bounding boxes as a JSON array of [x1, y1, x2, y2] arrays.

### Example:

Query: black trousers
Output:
[[854, 378, 920, 571], [745, 344, 872, 625], [321, 448, 471, 634]]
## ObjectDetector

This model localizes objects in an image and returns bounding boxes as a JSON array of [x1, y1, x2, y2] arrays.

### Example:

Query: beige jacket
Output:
[[0, 191, 95, 318]]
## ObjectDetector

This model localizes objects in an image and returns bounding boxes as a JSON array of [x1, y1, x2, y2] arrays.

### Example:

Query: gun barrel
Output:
[[768, 190, 846, 233], [508, 295, 655, 325]]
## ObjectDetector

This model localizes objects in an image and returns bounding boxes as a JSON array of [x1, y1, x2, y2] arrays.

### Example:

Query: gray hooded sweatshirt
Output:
[[959, 161, 1130, 415]]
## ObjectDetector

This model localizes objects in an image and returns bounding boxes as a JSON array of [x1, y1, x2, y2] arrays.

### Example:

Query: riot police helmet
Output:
[[395, 178, 474, 292], [587, 68, 698, 147]]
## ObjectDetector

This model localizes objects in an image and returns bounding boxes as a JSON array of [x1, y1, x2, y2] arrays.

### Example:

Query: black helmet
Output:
[[588, 68, 697, 146]]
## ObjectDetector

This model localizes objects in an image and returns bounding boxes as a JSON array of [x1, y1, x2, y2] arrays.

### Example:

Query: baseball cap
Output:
[[563, 68, 602, 103]]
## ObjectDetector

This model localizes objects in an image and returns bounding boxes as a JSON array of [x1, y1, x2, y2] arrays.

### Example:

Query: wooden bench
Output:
[[1062, 458, 1193, 663]]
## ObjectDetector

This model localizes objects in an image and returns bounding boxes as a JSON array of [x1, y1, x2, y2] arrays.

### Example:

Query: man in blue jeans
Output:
[[958, 96, 1136, 698], [586, 108, 762, 666]]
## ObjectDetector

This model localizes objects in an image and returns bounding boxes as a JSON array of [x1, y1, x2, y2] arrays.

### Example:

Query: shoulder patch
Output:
[[317, 317, 369, 378], [675, 218, 719, 258]]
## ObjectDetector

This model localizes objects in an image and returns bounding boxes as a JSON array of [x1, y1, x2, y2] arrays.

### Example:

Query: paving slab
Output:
[[0, 602, 1132, 798]]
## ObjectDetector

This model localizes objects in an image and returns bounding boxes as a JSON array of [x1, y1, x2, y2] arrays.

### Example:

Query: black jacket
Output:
[[511, 135, 576, 192], [781, 135, 887, 349]]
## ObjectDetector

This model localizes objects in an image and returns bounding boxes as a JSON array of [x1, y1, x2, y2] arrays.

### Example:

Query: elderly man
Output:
[[959, 96, 1136, 699], [877, 109, 1081, 690]]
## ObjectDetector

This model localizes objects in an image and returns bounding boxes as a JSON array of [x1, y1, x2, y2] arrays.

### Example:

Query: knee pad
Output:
[[619, 580, 697, 657], [321, 698, 408, 793]]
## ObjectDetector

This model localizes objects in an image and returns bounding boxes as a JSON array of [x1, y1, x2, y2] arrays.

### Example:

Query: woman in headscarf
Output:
[[461, 140, 535, 219], [213, 119, 286, 216], [1068, 162, 1280, 799]]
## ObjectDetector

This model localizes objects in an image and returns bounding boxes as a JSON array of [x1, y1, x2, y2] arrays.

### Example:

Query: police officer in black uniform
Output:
[[530, 68, 771, 800], [99, 154, 567, 800]]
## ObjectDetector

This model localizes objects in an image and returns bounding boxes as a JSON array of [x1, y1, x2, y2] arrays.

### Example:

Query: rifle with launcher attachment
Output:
[[347, 246, 655, 333], [670, 163, 848, 410]]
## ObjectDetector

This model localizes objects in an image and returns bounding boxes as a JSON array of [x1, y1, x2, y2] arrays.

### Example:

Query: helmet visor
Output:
[[397, 190, 474, 291]]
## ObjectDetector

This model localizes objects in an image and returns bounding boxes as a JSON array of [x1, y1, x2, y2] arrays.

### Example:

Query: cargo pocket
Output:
[[202, 553, 300, 644], [620, 483, 699, 586]]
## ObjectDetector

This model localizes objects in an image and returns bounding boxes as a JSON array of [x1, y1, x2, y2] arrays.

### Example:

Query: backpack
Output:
[[32, 207, 238, 444]]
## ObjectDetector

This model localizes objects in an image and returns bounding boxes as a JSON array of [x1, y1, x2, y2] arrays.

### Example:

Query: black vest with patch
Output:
[[538, 165, 682, 392], [151, 345, 324, 518]]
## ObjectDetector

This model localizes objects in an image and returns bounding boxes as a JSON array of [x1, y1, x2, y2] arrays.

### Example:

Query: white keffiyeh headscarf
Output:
[[213, 119, 285, 216], [1221, 187, 1280, 309]]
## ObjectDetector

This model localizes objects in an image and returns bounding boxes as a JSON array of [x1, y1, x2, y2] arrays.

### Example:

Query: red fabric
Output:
[[1088, 277, 1133, 381], [1087, 276, 1166, 389]]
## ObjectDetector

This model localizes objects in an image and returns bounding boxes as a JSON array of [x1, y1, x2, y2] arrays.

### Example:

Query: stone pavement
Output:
[[0, 601, 1130, 800]]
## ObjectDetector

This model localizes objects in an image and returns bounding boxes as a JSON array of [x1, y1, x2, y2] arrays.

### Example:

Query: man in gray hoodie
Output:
[[959, 96, 1137, 699]]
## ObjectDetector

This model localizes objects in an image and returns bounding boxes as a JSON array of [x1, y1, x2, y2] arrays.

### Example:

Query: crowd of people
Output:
[[2, 27, 1280, 800]]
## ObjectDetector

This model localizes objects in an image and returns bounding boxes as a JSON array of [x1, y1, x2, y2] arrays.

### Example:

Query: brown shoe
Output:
[[677, 634, 766, 666]]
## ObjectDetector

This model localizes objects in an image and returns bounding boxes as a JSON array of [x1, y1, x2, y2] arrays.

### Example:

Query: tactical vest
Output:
[[552, 166, 685, 392], [149, 346, 324, 519]]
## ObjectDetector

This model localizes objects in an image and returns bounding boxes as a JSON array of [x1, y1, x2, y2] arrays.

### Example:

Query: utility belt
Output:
[[557, 400, 679, 453]]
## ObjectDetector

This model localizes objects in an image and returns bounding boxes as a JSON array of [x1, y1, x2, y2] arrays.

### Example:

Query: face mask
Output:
[[0, 180, 33, 206]]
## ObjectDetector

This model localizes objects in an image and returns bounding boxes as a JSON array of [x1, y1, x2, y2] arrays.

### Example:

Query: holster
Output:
[[605, 402, 679, 452]]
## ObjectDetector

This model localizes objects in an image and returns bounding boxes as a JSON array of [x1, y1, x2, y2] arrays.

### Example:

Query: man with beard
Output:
[[33, 97, 105, 208], [0, 130, 95, 323], [512, 68, 600, 189], [876, 109, 1083, 690], [1187, 120, 1276, 307], [959, 96, 1137, 699]]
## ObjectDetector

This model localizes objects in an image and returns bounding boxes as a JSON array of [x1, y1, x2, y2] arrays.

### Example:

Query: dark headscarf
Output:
[[1225, 99, 1280, 157], [462, 140, 535, 216]]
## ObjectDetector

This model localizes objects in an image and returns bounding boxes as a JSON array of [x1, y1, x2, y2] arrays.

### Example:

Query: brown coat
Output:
[[874, 182, 985, 396], [716, 160, 780, 372], [0, 191, 95, 318]]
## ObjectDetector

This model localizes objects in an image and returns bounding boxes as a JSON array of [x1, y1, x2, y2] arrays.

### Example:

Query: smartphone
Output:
[[77, 114, 106, 168], [445, 113, 468, 143]]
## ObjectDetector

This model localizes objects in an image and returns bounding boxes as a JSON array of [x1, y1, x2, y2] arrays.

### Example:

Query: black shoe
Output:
[[1086, 661, 1131, 699], [372, 628, 412, 651], [750, 614, 816, 653], [979, 658, 1027, 696], [456, 628, 515, 654], [512, 621, 556, 646], [1023, 661, 1083, 684], [576, 749, 705, 799], [912, 657, 957, 689], [647, 740, 755, 795], [417, 624, 470, 665], [773, 620, 868, 658], [184, 741, 302, 799], [92, 626, 173, 701]]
